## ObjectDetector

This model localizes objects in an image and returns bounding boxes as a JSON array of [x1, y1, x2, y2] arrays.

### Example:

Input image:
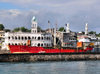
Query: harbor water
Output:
[[0, 61, 100, 74]]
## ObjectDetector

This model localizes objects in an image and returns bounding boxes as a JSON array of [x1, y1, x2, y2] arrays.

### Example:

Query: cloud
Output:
[[0, 9, 39, 29], [0, 0, 100, 33]]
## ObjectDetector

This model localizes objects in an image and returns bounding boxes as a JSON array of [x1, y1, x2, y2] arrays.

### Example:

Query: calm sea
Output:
[[0, 61, 100, 74]]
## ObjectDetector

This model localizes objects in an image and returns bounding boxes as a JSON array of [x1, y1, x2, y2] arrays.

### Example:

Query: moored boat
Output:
[[8, 45, 93, 53]]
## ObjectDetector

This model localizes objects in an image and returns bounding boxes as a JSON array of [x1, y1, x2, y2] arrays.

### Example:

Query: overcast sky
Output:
[[0, 0, 100, 33]]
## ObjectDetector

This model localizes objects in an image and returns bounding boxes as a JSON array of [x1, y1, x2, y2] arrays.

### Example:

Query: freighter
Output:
[[9, 44, 93, 53], [3, 16, 94, 53]]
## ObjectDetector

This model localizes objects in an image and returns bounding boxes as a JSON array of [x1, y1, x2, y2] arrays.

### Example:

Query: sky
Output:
[[0, 0, 100, 33]]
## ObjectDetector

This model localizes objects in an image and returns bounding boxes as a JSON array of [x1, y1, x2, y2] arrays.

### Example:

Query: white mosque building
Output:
[[2, 16, 53, 50]]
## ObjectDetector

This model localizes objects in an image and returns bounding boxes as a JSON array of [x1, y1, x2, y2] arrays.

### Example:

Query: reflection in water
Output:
[[0, 61, 100, 74]]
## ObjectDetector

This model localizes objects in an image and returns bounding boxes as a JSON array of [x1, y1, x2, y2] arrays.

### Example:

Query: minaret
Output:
[[31, 16, 37, 33], [54, 27, 56, 47], [66, 23, 70, 33], [85, 23, 88, 35]]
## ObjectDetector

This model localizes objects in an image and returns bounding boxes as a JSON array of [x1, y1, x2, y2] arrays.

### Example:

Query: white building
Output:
[[2, 16, 53, 50], [78, 35, 90, 43]]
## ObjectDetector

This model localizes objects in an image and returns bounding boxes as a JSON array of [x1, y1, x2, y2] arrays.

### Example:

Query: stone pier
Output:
[[0, 53, 100, 62]]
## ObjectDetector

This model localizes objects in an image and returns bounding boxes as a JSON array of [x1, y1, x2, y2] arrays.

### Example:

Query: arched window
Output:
[[8, 37, 10, 39], [47, 37, 49, 40], [41, 37, 43, 40], [18, 36, 20, 40], [15, 43, 17, 45], [25, 37, 27, 40], [24, 43, 26, 45], [38, 43, 40, 47], [38, 37, 40, 40], [48, 37, 50, 40], [44, 37, 46, 40], [28, 36, 31, 40], [15, 36, 17, 40], [22, 37, 24, 40], [12, 36, 14, 39], [41, 44, 43, 47], [35, 37, 37, 40], [32, 37, 34, 39], [8, 43, 10, 45], [47, 44, 48, 47]]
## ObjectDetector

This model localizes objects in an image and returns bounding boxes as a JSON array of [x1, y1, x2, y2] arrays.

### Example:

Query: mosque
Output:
[[2, 16, 53, 50]]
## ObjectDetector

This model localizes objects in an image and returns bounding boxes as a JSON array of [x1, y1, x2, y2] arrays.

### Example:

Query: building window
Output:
[[38, 37, 40, 40], [25, 37, 27, 40], [38, 43, 40, 47], [15, 43, 17, 45], [47, 44, 48, 47], [34, 37, 36, 40], [41, 44, 43, 47], [47, 37, 49, 40], [24, 43, 26, 45], [18, 36, 20, 40], [41, 37, 43, 40], [12, 36, 14, 39], [8, 37, 10, 39], [32, 37, 34, 39], [22, 37, 24, 40], [15, 36, 17, 40], [18, 43, 20, 45], [28, 36, 31, 40], [8, 43, 10, 45]]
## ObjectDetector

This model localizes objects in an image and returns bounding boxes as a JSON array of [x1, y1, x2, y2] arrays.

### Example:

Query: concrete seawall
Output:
[[0, 53, 100, 62]]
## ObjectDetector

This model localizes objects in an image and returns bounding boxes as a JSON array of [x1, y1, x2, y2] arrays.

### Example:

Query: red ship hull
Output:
[[8, 45, 93, 53]]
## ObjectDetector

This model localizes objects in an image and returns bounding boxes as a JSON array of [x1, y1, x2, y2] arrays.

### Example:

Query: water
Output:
[[0, 61, 100, 74]]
